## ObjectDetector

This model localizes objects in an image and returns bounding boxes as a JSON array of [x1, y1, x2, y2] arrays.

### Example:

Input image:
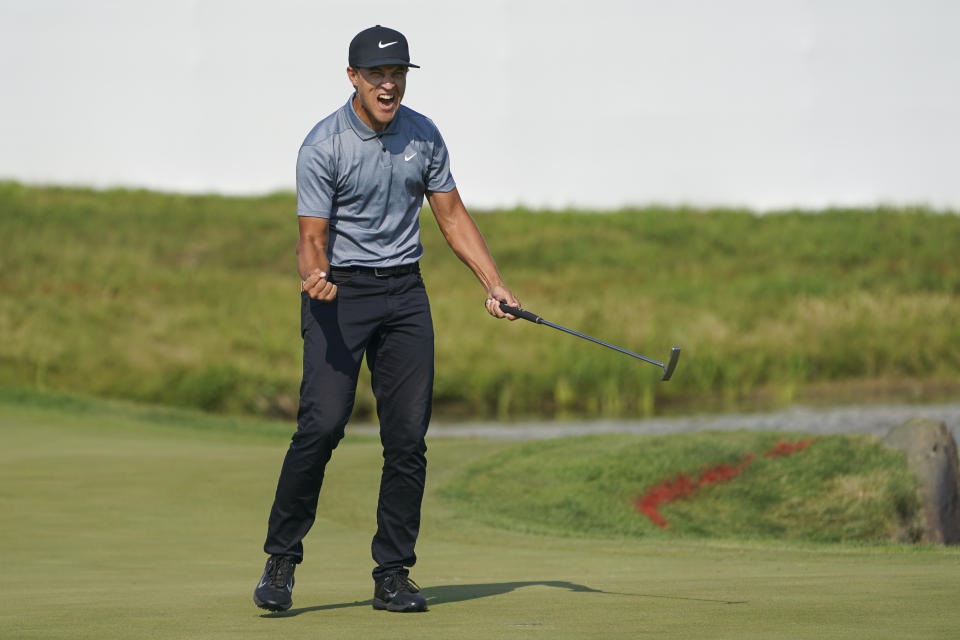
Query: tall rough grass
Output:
[[1, 182, 958, 419], [439, 431, 923, 542]]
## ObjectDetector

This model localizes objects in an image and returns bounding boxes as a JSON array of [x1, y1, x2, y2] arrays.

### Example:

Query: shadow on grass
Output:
[[261, 580, 744, 617]]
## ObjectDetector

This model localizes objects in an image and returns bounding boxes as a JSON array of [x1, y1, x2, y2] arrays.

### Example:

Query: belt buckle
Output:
[[373, 266, 388, 277]]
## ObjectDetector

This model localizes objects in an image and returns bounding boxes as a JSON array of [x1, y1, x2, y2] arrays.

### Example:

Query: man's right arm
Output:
[[297, 216, 337, 301]]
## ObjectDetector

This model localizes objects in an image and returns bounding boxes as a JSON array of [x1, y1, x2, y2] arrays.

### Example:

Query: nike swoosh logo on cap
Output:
[[378, 40, 398, 48]]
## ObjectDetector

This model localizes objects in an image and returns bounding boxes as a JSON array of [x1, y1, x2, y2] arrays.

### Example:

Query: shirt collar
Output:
[[346, 93, 400, 141]]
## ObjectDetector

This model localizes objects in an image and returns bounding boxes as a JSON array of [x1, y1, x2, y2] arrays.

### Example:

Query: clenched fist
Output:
[[301, 268, 338, 301]]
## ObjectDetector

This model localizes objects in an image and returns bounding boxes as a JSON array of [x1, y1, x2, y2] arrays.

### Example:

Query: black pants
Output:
[[263, 268, 433, 579]]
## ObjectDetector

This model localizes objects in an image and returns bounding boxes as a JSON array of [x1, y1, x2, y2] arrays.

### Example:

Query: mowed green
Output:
[[2, 394, 959, 639]]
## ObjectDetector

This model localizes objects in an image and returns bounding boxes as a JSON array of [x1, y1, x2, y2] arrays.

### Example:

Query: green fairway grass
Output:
[[2, 392, 960, 639], [2, 182, 959, 420]]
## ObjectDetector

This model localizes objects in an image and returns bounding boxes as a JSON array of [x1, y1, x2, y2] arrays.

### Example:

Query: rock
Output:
[[885, 417, 960, 544]]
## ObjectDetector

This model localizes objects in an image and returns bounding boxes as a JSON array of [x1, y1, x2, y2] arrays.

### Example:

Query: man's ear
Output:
[[346, 66, 358, 88]]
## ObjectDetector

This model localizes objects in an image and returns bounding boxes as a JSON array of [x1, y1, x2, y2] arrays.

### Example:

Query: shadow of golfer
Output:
[[426, 580, 604, 604], [261, 580, 744, 618], [425, 581, 745, 606]]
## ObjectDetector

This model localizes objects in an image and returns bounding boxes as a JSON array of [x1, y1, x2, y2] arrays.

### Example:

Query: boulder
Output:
[[885, 417, 960, 544]]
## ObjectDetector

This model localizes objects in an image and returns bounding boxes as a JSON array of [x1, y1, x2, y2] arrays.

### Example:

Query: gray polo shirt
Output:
[[296, 96, 457, 267]]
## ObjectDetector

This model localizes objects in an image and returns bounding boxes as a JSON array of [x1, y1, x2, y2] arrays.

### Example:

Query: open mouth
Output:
[[376, 93, 397, 110]]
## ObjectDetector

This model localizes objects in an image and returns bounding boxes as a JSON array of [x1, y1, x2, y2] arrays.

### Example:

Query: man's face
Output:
[[348, 65, 408, 132]]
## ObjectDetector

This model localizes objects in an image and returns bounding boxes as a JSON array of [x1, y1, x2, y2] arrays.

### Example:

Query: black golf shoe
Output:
[[372, 571, 428, 612], [253, 555, 296, 611]]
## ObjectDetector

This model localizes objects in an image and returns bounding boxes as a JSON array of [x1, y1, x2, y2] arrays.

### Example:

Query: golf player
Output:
[[253, 25, 520, 613]]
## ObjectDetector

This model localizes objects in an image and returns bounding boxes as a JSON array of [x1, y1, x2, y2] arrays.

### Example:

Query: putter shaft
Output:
[[499, 303, 681, 381], [540, 320, 664, 367]]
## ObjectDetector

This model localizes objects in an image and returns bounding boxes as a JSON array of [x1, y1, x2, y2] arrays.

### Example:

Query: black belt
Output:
[[330, 262, 420, 277]]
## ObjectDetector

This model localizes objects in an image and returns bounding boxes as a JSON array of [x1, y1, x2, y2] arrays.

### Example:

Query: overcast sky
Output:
[[1, 0, 959, 210]]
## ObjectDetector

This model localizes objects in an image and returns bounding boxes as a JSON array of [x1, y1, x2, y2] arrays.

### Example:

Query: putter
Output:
[[499, 303, 681, 381]]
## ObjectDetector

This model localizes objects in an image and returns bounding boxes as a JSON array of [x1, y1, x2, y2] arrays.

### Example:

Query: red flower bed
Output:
[[764, 438, 814, 458], [635, 439, 815, 528]]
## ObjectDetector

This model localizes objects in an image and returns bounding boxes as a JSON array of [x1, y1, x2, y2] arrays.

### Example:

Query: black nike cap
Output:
[[349, 25, 420, 69]]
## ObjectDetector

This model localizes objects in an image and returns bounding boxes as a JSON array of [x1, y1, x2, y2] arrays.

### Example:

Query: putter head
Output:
[[660, 347, 681, 381]]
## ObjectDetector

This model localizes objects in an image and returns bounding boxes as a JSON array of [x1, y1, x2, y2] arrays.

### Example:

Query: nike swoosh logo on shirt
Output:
[[378, 40, 398, 48], [404, 152, 417, 161]]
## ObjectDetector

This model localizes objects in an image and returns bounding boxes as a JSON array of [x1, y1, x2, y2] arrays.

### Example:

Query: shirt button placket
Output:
[[378, 136, 391, 168]]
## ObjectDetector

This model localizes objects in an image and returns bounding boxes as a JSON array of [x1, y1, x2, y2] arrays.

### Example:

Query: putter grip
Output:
[[499, 303, 542, 323]]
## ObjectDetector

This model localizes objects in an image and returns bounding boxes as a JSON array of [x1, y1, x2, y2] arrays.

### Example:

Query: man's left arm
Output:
[[426, 187, 520, 319]]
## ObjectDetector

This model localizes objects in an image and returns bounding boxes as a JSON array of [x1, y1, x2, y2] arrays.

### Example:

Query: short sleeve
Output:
[[296, 144, 336, 218], [425, 127, 456, 193]]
